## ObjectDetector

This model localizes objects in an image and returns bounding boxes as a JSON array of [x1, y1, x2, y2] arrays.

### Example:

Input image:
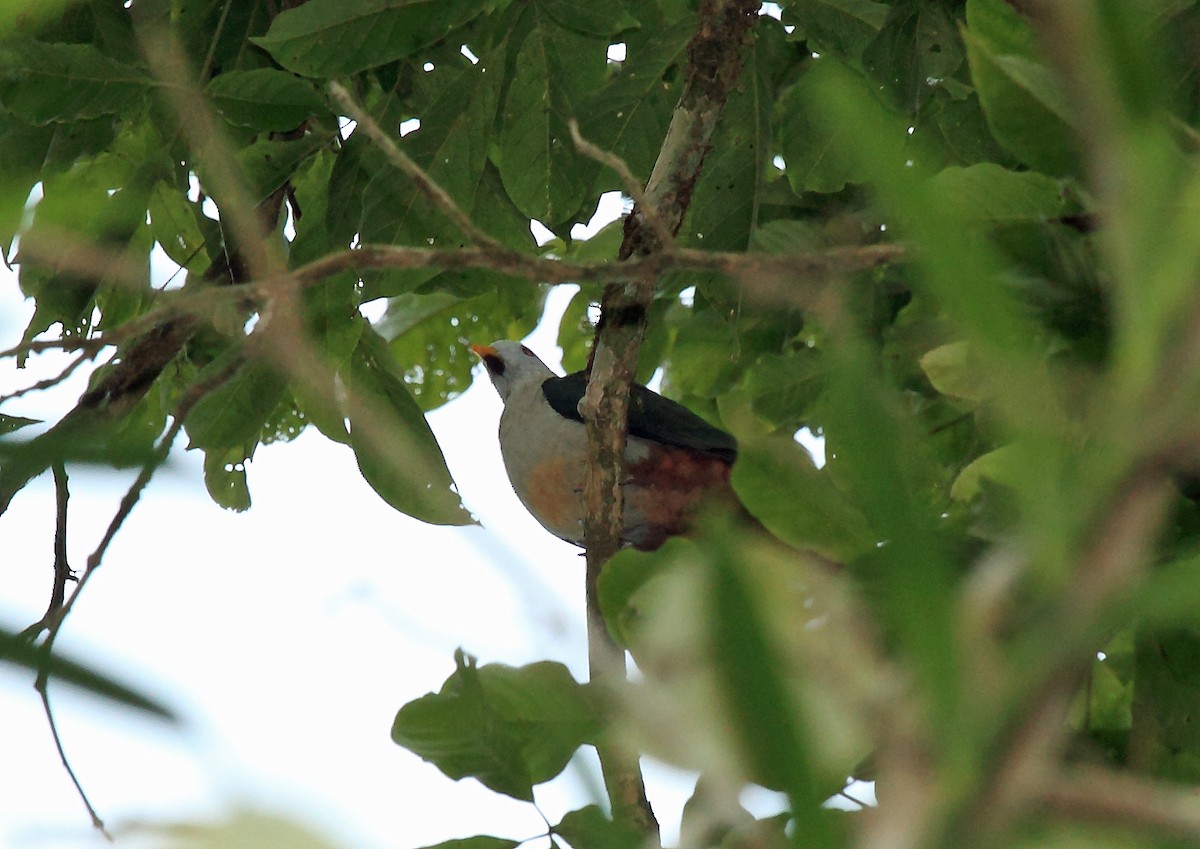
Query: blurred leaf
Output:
[[950, 442, 1027, 502], [207, 69, 328, 131], [704, 534, 838, 845], [1132, 628, 1200, 782], [779, 56, 901, 194], [926, 163, 1075, 226], [0, 626, 175, 721], [153, 810, 347, 849], [392, 650, 598, 800], [597, 542, 670, 646], [347, 328, 473, 525], [919, 341, 985, 403], [252, 0, 484, 77]]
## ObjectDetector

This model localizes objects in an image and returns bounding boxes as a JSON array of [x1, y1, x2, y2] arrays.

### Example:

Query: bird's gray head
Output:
[[471, 340, 556, 403]]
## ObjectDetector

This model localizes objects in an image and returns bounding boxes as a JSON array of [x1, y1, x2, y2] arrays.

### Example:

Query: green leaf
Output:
[[554, 806, 640, 849], [1132, 628, 1200, 782], [780, 56, 899, 194], [680, 22, 775, 308], [203, 446, 252, 512], [950, 442, 1028, 501], [292, 271, 363, 444], [382, 285, 543, 412], [919, 341, 986, 403], [0, 41, 150, 124], [347, 329, 473, 525], [577, 19, 693, 192], [704, 536, 838, 845], [185, 354, 288, 451], [416, 839, 519, 849], [148, 180, 214, 276], [862, 1, 963, 112], [784, 0, 889, 60], [236, 134, 328, 205], [963, 0, 1080, 175], [207, 69, 327, 131], [537, 0, 639, 36], [732, 436, 875, 562], [357, 42, 510, 294], [494, 23, 600, 225], [253, 0, 484, 77], [0, 626, 175, 721], [926, 164, 1074, 228], [743, 348, 824, 429], [392, 651, 598, 800], [0, 414, 40, 436], [597, 543, 669, 646]]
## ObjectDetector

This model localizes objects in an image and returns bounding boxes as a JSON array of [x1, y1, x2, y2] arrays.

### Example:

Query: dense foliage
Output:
[[5, 0, 1200, 847]]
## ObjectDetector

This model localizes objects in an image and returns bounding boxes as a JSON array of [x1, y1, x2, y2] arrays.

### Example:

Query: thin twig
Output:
[[0, 335, 113, 362], [568, 119, 676, 250], [270, 242, 903, 306], [327, 81, 510, 253], [49, 465, 72, 617], [19, 465, 74, 642], [0, 350, 101, 407], [36, 682, 111, 841]]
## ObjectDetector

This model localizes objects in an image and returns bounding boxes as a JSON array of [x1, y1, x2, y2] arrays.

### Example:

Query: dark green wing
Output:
[[542, 372, 737, 463]]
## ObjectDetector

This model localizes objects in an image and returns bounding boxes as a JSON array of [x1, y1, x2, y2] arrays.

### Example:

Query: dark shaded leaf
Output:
[[207, 69, 328, 131], [253, 0, 484, 77], [0, 41, 149, 124]]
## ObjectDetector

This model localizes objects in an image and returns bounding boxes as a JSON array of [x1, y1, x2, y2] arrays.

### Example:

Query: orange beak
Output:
[[470, 344, 497, 359]]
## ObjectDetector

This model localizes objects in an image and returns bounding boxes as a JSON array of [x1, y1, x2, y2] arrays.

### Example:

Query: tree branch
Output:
[[579, 0, 761, 838], [568, 120, 676, 250], [1040, 765, 1200, 842]]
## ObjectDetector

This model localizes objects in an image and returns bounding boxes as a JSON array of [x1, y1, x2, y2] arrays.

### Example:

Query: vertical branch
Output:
[[50, 464, 71, 614], [579, 0, 761, 837]]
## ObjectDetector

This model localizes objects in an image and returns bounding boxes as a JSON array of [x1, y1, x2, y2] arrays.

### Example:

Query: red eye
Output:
[[520, 345, 534, 356]]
